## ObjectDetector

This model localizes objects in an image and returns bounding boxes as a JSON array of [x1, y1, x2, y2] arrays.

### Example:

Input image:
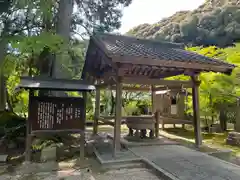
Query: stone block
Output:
[[38, 161, 58, 172], [0, 155, 8, 162], [208, 149, 232, 161], [86, 140, 94, 156], [16, 161, 58, 175], [226, 132, 240, 146], [209, 124, 222, 133], [41, 145, 57, 162]]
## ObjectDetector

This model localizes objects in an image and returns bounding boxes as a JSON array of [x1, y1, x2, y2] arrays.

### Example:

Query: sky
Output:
[[119, 0, 206, 33]]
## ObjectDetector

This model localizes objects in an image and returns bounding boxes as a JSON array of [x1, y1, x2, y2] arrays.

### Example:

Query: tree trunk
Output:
[[52, 0, 73, 79], [219, 109, 227, 132], [6, 90, 13, 112], [209, 93, 214, 124], [0, 74, 6, 112], [37, 47, 55, 96], [110, 91, 115, 115], [0, 27, 8, 112], [37, 5, 54, 96], [50, 0, 73, 97]]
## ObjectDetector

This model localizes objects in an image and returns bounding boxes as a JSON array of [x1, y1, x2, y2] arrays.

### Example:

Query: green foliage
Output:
[[190, 44, 240, 124], [2, 31, 66, 115], [123, 101, 140, 116], [166, 43, 240, 126], [0, 0, 132, 120], [0, 111, 25, 128], [73, 0, 132, 37], [128, 0, 240, 47], [11, 32, 64, 55]]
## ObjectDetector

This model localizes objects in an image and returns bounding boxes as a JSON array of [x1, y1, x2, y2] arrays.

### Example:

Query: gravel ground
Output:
[[0, 167, 163, 180]]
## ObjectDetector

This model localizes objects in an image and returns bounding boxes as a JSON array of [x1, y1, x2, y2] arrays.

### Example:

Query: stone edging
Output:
[[93, 146, 142, 165], [142, 158, 180, 180], [106, 133, 180, 148], [93, 145, 179, 180]]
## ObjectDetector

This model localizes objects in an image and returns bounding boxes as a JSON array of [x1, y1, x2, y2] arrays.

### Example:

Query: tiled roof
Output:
[[93, 33, 235, 70]]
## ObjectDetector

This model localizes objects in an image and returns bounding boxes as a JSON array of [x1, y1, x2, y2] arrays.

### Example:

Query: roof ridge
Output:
[[93, 32, 185, 49]]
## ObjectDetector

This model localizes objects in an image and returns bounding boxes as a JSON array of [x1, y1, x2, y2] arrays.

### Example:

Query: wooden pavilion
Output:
[[82, 33, 235, 156]]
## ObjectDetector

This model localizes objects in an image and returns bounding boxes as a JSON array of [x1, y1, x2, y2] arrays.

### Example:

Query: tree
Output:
[[0, 0, 133, 114], [0, 0, 133, 151], [128, 1, 240, 47], [188, 45, 240, 131]]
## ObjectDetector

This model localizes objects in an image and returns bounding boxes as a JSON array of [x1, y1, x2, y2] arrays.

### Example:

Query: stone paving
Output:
[[130, 145, 240, 180], [3, 128, 240, 180]]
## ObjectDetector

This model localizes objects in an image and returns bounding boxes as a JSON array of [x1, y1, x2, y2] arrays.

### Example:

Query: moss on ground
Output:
[[162, 128, 240, 156]]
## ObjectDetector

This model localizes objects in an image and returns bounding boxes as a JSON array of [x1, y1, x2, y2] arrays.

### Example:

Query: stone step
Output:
[[103, 161, 144, 171]]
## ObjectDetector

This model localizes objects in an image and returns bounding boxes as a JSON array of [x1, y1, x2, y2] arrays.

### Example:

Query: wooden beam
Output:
[[191, 75, 202, 147], [122, 77, 192, 86], [151, 85, 155, 113], [118, 63, 186, 79], [97, 82, 192, 91], [154, 86, 181, 91], [93, 86, 100, 135], [113, 78, 122, 157], [110, 86, 150, 92], [155, 111, 160, 138], [151, 70, 185, 79], [80, 91, 87, 161], [177, 89, 185, 119], [25, 90, 34, 162], [235, 99, 240, 131], [111, 55, 231, 73], [96, 84, 151, 91]]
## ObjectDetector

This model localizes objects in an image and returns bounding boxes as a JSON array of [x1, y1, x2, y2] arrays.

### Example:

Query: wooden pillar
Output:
[[155, 111, 160, 138], [151, 86, 155, 114], [113, 78, 122, 157], [152, 86, 159, 137], [191, 75, 202, 147], [235, 98, 240, 132], [25, 90, 33, 162], [185, 90, 188, 112], [80, 91, 87, 161], [93, 86, 100, 135], [177, 91, 185, 119]]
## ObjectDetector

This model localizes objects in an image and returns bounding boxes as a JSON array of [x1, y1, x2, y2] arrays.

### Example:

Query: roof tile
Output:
[[94, 33, 235, 68]]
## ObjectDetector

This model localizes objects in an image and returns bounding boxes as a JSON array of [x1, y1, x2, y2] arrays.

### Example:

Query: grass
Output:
[[162, 127, 240, 156]]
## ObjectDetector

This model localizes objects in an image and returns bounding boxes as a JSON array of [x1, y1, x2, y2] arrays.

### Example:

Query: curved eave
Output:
[[109, 54, 236, 75]]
